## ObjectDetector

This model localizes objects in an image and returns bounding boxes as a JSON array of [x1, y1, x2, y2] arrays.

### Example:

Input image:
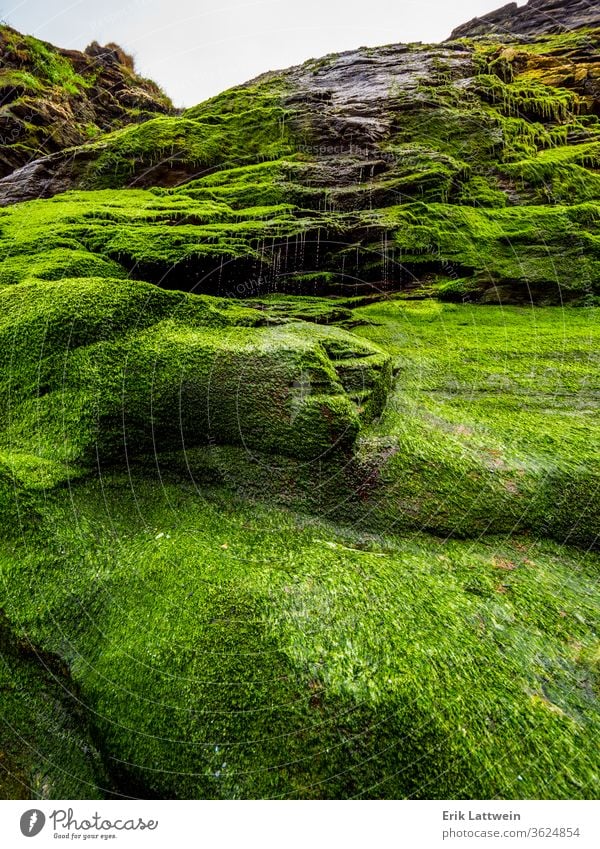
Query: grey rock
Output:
[[449, 0, 600, 40]]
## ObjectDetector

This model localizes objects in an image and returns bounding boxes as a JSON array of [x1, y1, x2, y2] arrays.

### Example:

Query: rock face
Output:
[[0, 4, 599, 805], [450, 0, 600, 40], [0, 13, 598, 304], [0, 25, 173, 178], [0, 3, 599, 306]]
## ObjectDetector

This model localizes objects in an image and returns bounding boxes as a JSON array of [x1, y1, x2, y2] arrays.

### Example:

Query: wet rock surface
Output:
[[450, 0, 600, 40], [0, 4, 598, 303], [257, 44, 475, 154]]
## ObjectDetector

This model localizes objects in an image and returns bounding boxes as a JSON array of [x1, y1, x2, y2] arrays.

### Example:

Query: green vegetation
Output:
[[499, 142, 600, 204], [0, 278, 389, 477], [161, 298, 599, 549], [0, 27, 90, 95], [77, 82, 293, 189], [0, 291, 598, 799], [1, 26, 599, 301], [0, 20, 599, 801], [381, 202, 600, 301], [0, 25, 172, 178], [353, 299, 600, 546], [0, 613, 108, 800], [0, 183, 598, 303], [474, 74, 580, 123], [0, 480, 597, 799]]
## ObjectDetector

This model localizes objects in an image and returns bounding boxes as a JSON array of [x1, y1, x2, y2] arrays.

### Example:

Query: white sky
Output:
[[1, 0, 518, 107]]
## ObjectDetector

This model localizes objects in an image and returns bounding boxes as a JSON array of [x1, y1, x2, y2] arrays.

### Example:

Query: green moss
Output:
[[22, 35, 90, 95], [0, 68, 44, 94], [366, 146, 471, 204], [0, 278, 390, 470], [499, 29, 600, 57], [1, 26, 598, 302], [500, 142, 600, 203], [0, 248, 127, 286], [474, 75, 580, 123], [0, 480, 597, 799], [169, 160, 288, 209], [0, 28, 90, 95], [242, 293, 357, 324], [0, 26, 174, 178], [1, 181, 598, 302], [387, 105, 500, 167], [139, 297, 600, 550], [351, 299, 600, 546], [380, 201, 600, 298], [0, 614, 108, 800], [431, 276, 485, 299], [0, 458, 39, 532], [81, 81, 293, 189], [0, 22, 599, 803], [456, 176, 507, 208]]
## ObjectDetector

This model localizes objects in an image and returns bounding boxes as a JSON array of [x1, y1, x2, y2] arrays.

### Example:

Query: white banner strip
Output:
[[0, 800, 598, 848]]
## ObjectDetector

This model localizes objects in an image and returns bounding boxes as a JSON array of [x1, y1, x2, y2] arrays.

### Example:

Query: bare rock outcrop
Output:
[[449, 0, 600, 40]]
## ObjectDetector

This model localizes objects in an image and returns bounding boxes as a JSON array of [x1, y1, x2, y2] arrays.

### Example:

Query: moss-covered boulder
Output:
[[0, 1, 599, 803], [1, 480, 597, 799], [0, 278, 390, 470]]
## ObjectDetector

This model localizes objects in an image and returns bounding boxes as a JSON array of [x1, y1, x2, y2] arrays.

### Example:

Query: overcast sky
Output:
[[1, 0, 513, 107]]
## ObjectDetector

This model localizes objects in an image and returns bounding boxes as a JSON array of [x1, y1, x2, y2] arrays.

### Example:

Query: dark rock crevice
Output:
[[0, 610, 155, 800]]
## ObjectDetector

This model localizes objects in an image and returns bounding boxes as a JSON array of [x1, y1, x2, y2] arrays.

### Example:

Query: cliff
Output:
[[0, 0, 598, 803], [0, 8, 598, 304], [450, 0, 600, 39], [0, 25, 173, 178]]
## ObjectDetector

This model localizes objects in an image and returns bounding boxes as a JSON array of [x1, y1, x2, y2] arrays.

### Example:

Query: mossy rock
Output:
[[0, 14, 599, 804], [0, 480, 597, 799], [0, 25, 173, 179], [0, 278, 390, 467], [0, 613, 108, 799], [1, 27, 598, 303]]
